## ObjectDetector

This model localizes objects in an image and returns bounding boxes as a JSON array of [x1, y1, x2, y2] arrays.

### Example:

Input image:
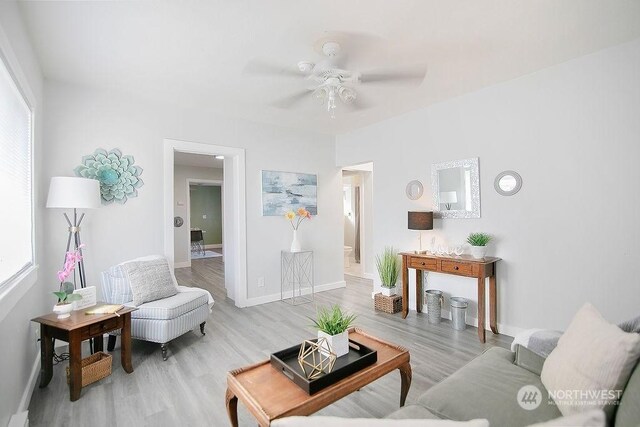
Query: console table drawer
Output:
[[441, 260, 477, 276], [82, 318, 120, 339], [409, 257, 437, 270]]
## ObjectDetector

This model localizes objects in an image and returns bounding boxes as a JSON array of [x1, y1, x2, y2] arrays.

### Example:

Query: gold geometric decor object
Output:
[[297, 338, 337, 380]]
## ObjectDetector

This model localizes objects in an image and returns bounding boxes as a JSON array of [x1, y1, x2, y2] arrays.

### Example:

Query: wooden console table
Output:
[[400, 252, 500, 343], [32, 304, 136, 401]]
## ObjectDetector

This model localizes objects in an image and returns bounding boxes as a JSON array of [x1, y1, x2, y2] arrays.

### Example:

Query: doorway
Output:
[[163, 139, 247, 307], [341, 162, 373, 281]]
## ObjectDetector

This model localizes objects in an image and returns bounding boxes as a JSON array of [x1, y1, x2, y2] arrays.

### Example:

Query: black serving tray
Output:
[[270, 339, 377, 395]]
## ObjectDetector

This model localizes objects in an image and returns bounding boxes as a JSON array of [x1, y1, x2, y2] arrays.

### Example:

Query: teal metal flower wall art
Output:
[[74, 148, 144, 205]]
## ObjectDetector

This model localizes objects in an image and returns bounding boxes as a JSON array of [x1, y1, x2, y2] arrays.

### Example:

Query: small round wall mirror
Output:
[[406, 180, 424, 200], [494, 171, 522, 196]]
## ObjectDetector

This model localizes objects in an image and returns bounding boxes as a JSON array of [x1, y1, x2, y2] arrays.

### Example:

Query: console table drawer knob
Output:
[[454, 266, 459, 270], [421, 262, 425, 266]]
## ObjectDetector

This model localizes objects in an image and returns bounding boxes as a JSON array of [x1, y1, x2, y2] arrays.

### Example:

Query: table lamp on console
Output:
[[408, 211, 433, 254], [46, 176, 101, 289]]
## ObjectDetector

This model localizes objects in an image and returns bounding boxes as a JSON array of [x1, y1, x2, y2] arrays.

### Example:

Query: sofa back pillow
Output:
[[122, 257, 178, 306], [541, 303, 640, 418]]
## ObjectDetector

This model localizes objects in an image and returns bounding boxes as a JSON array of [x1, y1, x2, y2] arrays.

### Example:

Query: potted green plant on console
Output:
[[53, 282, 82, 319], [466, 232, 492, 259], [311, 305, 356, 358], [376, 246, 399, 296]]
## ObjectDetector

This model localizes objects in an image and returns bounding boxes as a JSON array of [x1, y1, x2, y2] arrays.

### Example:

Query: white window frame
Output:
[[0, 25, 38, 321]]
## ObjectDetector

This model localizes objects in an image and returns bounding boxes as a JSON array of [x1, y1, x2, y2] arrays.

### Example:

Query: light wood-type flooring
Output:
[[28, 257, 512, 426]]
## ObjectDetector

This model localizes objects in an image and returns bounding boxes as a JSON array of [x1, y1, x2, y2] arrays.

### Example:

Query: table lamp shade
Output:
[[46, 177, 101, 209], [408, 211, 433, 230]]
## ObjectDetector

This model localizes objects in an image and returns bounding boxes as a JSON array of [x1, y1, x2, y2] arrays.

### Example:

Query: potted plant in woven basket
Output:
[[376, 246, 399, 296], [466, 232, 492, 259], [310, 305, 356, 358]]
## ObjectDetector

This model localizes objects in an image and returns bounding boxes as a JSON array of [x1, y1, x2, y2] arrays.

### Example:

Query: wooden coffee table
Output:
[[225, 328, 411, 426]]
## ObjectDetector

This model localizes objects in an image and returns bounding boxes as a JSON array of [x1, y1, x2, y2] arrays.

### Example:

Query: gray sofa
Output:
[[387, 345, 640, 426]]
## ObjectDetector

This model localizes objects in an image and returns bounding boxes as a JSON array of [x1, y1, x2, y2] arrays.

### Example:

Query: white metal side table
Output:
[[281, 250, 314, 305]]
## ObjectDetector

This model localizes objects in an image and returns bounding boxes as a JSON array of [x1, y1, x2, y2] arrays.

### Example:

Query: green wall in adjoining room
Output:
[[190, 185, 222, 245]]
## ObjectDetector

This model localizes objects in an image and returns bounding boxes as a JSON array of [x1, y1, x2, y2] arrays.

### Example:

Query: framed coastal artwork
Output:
[[261, 170, 318, 216]]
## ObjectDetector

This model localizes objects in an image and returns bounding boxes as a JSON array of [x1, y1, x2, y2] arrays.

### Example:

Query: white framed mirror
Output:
[[494, 170, 522, 196], [431, 157, 481, 218]]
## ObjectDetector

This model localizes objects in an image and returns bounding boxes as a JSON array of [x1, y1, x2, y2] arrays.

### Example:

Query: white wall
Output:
[[173, 165, 223, 266], [0, 1, 46, 423], [42, 81, 344, 305], [337, 38, 640, 335]]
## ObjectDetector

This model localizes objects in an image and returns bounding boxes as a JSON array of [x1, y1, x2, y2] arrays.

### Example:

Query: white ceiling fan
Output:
[[245, 38, 426, 118]]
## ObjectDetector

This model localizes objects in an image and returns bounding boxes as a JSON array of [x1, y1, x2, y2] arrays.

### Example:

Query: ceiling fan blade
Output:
[[359, 65, 427, 85], [244, 60, 303, 79], [272, 89, 311, 109], [346, 92, 373, 111]]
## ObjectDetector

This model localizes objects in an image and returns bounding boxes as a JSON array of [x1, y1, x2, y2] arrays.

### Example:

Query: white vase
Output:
[[290, 229, 301, 252], [381, 286, 397, 296], [470, 246, 488, 259], [53, 303, 73, 319], [318, 330, 349, 358]]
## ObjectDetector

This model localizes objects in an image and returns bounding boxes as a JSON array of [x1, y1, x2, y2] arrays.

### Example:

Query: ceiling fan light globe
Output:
[[338, 86, 357, 104], [297, 61, 314, 73]]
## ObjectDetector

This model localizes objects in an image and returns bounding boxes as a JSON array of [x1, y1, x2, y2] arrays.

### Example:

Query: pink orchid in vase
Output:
[[53, 245, 85, 305]]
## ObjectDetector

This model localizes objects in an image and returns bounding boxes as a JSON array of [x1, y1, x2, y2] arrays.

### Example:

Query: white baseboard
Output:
[[244, 281, 347, 307], [18, 352, 40, 413], [174, 261, 191, 269]]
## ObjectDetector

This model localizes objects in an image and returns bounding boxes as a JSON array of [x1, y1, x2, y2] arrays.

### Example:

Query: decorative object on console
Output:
[[262, 170, 317, 216], [407, 211, 433, 254], [431, 157, 480, 219], [47, 177, 101, 290], [494, 170, 522, 196], [74, 148, 144, 205], [375, 246, 400, 296], [285, 207, 312, 252], [466, 232, 492, 259], [52, 251, 84, 318], [297, 338, 337, 380], [310, 305, 356, 358], [405, 180, 424, 200]]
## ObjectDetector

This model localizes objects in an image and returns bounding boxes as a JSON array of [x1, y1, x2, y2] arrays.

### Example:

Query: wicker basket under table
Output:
[[374, 293, 402, 314], [66, 351, 112, 387]]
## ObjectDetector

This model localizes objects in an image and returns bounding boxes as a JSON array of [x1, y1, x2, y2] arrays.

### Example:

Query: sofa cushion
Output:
[[515, 345, 546, 377], [272, 416, 489, 427], [122, 257, 178, 306], [418, 347, 561, 426], [541, 303, 640, 418], [102, 265, 134, 304], [386, 405, 441, 420], [527, 410, 605, 426], [127, 289, 209, 320], [615, 358, 640, 427]]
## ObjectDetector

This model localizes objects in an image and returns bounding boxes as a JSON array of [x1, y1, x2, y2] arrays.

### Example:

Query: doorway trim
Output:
[[164, 138, 247, 307], [183, 179, 224, 268]]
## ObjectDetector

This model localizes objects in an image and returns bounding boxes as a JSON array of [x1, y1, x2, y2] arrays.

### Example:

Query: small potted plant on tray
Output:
[[53, 248, 84, 318], [466, 232, 492, 259], [310, 305, 356, 358], [376, 247, 399, 296]]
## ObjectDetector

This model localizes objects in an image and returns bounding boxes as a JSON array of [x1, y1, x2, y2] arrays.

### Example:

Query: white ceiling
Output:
[[174, 152, 223, 169], [18, 0, 640, 135]]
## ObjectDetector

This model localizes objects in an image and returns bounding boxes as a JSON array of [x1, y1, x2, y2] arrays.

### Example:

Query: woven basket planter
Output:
[[374, 293, 402, 314], [66, 351, 112, 387]]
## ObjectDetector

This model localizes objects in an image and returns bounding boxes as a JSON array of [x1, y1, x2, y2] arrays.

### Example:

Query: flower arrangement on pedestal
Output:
[[285, 208, 312, 252]]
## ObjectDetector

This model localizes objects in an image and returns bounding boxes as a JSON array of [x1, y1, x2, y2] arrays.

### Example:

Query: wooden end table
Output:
[[31, 304, 137, 401], [225, 328, 411, 426]]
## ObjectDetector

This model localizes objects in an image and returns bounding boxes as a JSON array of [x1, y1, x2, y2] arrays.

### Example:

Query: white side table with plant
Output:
[[310, 305, 356, 358], [466, 232, 492, 259], [376, 246, 400, 296]]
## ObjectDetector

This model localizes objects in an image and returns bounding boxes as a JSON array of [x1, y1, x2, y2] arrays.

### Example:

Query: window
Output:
[[0, 52, 34, 288]]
